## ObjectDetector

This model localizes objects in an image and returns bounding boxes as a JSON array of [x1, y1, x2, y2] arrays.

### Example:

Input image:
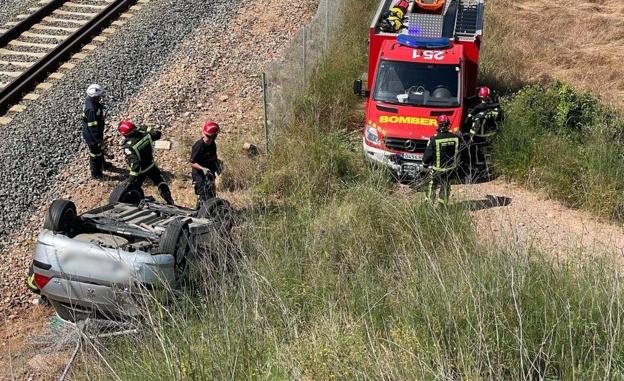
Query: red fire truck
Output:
[[354, 0, 485, 178]]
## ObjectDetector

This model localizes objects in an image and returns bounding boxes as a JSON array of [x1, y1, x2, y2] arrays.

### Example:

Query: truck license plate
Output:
[[402, 153, 421, 161]]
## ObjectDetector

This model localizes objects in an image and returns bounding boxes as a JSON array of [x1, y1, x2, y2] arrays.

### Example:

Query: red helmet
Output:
[[118, 120, 136, 136], [436, 115, 451, 130], [202, 121, 220, 136], [478, 86, 491, 100]]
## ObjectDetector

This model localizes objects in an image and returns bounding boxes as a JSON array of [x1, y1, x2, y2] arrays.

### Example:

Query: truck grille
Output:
[[384, 137, 428, 153]]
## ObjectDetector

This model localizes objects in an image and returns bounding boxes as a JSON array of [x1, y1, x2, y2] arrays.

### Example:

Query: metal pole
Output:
[[261, 72, 269, 155], [324, 0, 329, 49], [303, 26, 307, 86]]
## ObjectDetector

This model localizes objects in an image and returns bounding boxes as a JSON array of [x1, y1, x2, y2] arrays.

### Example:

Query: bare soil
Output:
[[455, 179, 624, 259]]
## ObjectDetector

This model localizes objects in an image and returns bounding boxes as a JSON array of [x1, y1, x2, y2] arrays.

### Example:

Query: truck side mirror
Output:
[[353, 79, 370, 98]]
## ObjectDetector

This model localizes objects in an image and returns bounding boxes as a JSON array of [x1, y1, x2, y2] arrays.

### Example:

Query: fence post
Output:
[[324, 0, 329, 49], [303, 26, 307, 86], [261, 72, 270, 155]]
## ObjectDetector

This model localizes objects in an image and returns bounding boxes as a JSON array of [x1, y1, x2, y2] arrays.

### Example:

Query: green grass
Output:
[[79, 2, 624, 379], [492, 83, 624, 220]]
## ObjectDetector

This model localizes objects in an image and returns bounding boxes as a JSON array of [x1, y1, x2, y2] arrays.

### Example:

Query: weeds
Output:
[[493, 82, 624, 220], [79, 1, 624, 379]]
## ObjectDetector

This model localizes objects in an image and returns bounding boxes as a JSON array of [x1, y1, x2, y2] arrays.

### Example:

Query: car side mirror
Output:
[[353, 79, 370, 98]]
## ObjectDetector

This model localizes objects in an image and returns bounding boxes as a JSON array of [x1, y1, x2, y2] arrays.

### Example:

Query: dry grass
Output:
[[483, 0, 624, 106]]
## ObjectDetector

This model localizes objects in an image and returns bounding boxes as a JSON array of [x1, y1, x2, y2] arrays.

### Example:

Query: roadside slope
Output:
[[484, 0, 624, 107]]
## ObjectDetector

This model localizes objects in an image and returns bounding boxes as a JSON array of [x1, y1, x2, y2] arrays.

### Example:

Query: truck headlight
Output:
[[365, 125, 381, 145]]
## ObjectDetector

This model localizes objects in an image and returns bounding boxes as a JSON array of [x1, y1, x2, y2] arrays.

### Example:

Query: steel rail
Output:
[[0, 0, 136, 114]]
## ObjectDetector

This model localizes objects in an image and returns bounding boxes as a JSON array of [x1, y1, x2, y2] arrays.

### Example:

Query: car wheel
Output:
[[43, 199, 78, 235], [109, 181, 144, 205], [196, 198, 234, 233], [159, 218, 191, 281]]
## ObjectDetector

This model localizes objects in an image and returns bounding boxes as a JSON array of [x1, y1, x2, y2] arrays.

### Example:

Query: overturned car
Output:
[[29, 191, 233, 322]]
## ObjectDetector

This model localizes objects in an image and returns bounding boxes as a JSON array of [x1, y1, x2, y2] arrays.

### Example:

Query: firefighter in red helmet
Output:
[[190, 121, 223, 206], [464, 86, 504, 178], [118, 120, 174, 205], [422, 115, 461, 206]]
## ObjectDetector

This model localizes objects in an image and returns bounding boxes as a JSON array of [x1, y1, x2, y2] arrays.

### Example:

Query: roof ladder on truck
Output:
[[454, 0, 484, 39]]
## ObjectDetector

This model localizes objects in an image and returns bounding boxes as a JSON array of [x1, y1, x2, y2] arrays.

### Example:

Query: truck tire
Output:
[[196, 198, 234, 233], [43, 199, 77, 235], [159, 218, 190, 280], [109, 182, 144, 205]]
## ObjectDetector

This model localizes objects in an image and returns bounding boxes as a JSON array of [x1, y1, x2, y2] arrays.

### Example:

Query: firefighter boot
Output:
[[159, 183, 174, 205]]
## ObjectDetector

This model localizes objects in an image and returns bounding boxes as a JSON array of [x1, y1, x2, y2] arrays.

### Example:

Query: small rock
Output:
[[219, 95, 229, 102], [243, 142, 259, 157]]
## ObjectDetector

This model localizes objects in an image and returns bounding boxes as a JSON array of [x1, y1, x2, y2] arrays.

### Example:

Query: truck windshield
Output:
[[373, 60, 461, 107]]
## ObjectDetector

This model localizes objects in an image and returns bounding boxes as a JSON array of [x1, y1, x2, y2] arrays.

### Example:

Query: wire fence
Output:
[[260, 0, 347, 152]]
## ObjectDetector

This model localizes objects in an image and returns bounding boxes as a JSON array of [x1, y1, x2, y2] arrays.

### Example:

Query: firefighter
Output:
[[190, 121, 223, 205], [423, 115, 460, 206], [380, 0, 409, 32], [118, 120, 174, 205], [465, 86, 504, 174], [82, 84, 108, 179]]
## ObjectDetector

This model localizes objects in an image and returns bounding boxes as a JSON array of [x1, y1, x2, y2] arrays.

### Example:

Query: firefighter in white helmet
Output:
[[82, 84, 109, 179]]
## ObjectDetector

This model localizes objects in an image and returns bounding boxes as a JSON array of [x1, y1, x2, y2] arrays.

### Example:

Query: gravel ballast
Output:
[[0, 0, 229, 271]]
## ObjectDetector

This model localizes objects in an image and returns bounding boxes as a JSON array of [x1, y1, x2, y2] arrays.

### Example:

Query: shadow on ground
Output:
[[456, 194, 512, 212]]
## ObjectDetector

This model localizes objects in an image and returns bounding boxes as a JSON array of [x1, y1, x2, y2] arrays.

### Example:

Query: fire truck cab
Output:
[[354, 0, 485, 178]]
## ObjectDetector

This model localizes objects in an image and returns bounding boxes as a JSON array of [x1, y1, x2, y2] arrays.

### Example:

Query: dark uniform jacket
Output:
[[465, 102, 504, 138], [82, 96, 105, 145], [190, 139, 220, 178], [123, 127, 162, 176], [423, 130, 460, 172]]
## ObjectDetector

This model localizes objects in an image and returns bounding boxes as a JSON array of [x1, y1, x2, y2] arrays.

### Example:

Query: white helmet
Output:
[[86, 84, 105, 98]]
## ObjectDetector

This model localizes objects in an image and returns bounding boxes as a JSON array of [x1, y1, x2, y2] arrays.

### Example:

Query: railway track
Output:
[[0, 0, 142, 121]]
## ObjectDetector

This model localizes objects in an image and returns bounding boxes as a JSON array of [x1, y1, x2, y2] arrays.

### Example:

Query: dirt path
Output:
[[455, 179, 624, 259]]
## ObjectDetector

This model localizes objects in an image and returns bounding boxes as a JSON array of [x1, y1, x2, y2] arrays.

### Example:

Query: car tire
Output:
[[196, 198, 234, 233], [43, 199, 77, 235], [110, 181, 144, 205], [159, 218, 191, 280]]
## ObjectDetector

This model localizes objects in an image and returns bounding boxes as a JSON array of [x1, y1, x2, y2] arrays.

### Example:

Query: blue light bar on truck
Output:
[[397, 35, 451, 49]]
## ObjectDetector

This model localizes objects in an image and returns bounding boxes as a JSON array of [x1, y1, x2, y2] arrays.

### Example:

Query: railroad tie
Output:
[[0, 71, 24, 78], [0, 49, 46, 58], [31, 25, 78, 33], [64, 2, 106, 10], [42, 17, 88, 25], [22, 31, 68, 41], [52, 10, 99, 18], [0, 60, 34, 68], [9, 40, 58, 49]]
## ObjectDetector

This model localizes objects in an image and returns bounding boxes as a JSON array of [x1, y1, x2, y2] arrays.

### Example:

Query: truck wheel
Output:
[[44, 199, 77, 235], [196, 198, 234, 233], [110, 182, 144, 205], [159, 218, 190, 280]]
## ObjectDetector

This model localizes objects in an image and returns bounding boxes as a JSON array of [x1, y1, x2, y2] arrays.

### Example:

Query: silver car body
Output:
[[31, 201, 216, 319]]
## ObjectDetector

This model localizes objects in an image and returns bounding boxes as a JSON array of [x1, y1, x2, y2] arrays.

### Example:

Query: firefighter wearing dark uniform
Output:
[[190, 121, 222, 204], [423, 115, 460, 206], [118, 120, 174, 205], [465, 86, 504, 171], [82, 84, 107, 179]]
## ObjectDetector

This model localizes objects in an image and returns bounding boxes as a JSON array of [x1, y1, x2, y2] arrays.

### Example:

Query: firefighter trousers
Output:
[[127, 165, 174, 205], [192, 172, 216, 204], [87, 142, 104, 178], [426, 170, 454, 206]]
